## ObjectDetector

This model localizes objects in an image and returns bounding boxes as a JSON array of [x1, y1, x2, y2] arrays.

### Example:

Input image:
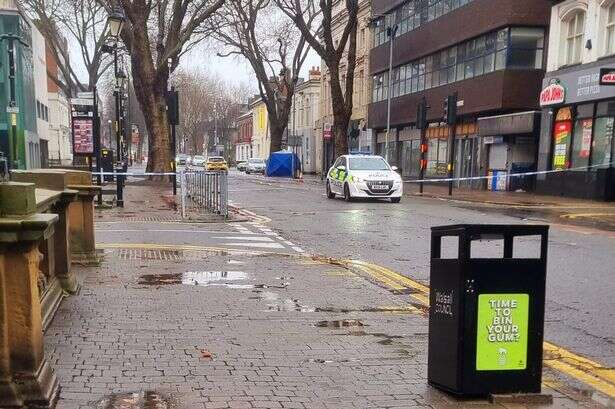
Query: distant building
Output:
[[46, 40, 72, 165], [236, 111, 253, 162], [32, 23, 48, 168], [536, 0, 615, 200], [317, 0, 373, 173], [289, 68, 321, 173], [0, 1, 43, 169], [250, 98, 269, 159]]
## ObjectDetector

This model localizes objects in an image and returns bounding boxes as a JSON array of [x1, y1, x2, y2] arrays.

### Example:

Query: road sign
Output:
[[6, 106, 19, 114], [323, 123, 332, 140], [77, 91, 94, 99], [599, 68, 615, 86], [71, 98, 94, 106]]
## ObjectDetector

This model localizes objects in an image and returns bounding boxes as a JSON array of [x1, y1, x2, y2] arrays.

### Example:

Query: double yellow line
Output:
[[97, 242, 615, 399], [346, 259, 615, 399]]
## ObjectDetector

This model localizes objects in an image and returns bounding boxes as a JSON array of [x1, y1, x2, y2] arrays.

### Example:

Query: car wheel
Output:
[[391, 197, 401, 203], [344, 183, 353, 202], [326, 182, 335, 199]]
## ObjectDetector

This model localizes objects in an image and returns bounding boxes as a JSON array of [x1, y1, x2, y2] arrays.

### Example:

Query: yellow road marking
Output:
[[561, 212, 615, 220], [544, 342, 615, 385], [344, 258, 615, 398], [96, 242, 615, 398]]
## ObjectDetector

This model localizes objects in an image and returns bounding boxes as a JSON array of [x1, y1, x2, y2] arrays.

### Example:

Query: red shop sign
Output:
[[600, 68, 615, 85], [540, 82, 566, 107]]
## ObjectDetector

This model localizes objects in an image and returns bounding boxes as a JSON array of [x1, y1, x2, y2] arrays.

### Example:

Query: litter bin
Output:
[[428, 224, 549, 396]]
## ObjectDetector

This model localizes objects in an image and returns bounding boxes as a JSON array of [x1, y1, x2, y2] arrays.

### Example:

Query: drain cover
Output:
[[96, 391, 169, 408]]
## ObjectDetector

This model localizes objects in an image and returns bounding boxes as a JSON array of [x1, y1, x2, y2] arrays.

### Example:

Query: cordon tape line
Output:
[[403, 161, 615, 184]]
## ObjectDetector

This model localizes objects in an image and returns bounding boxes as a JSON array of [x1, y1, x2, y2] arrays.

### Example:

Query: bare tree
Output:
[[210, 0, 310, 153], [277, 0, 359, 155], [96, 0, 225, 176], [24, 0, 112, 96], [172, 68, 250, 156]]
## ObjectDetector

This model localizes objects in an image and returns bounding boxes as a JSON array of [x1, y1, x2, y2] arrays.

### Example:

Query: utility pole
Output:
[[384, 24, 398, 162], [93, 86, 103, 205], [444, 92, 458, 196]]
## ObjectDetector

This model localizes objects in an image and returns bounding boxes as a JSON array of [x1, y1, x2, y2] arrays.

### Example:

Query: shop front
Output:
[[478, 111, 541, 192], [537, 60, 615, 201]]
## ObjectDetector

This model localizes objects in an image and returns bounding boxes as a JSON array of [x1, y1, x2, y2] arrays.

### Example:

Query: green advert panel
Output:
[[476, 294, 529, 371]]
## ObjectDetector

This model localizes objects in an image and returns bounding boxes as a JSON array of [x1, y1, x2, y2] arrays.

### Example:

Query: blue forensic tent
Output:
[[266, 151, 301, 177]]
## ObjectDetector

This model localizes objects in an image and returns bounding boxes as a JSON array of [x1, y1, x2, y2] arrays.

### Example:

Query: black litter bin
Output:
[[427, 224, 549, 396], [101, 149, 115, 182]]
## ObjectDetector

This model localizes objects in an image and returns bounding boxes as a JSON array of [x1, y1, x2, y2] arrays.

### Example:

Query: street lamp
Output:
[[385, 23, 398, 163], [105, 9, 125, 39]]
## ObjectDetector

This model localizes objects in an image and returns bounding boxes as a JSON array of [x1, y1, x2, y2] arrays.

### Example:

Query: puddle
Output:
[[251, 291, 314, 312], [316, 319, 364, 328], [315, 306, 418, 314], [138, 271, 247, 286], [95, 391, 170, 408]]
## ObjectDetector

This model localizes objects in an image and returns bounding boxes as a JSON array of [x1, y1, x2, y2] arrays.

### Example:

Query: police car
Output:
[[326, 154, 403, 202]]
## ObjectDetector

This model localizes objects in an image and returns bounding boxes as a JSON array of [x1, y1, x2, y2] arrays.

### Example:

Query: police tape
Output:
[[91, 171, 178, 176], [403, 162, 615, 184]]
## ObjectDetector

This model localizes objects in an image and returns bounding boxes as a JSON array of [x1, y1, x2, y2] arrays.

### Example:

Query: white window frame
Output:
[[605, 2, 615, 56], [564, 10, 586, 65]]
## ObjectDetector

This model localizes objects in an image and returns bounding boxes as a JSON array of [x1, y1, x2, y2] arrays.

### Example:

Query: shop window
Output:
[[565, 10, 585, 65], [592, 102, 614, 167], [606, 4, 615, 56], [427, 138, 448, 176], [552, 118, 572, 170], [570, 118, 592, 169]]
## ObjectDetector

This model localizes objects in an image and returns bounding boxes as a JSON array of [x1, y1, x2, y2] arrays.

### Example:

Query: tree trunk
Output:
[[333, 114, 350, 158], [328, 66, 350, 157], [269, 121, 285, 154], [128, 30, 172, 179]]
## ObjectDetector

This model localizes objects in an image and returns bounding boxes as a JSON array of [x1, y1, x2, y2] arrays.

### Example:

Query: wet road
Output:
[[228, 171, 615, 367]]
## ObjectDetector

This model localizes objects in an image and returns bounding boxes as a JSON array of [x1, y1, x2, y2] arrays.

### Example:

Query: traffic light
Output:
[[443, 94, 458, 125], [417, 99, 428, 130]]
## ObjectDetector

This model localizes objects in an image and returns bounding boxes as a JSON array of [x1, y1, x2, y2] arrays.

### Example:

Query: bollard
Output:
[[0, 182, 60, 407], [115, 164, 124, 208]]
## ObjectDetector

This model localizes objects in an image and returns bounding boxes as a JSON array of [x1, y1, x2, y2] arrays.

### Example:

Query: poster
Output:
[[476, 294, 529, 371], [553, 121, 572, 170], [72, 117, 94, 155], [579, 119, 593, 158]]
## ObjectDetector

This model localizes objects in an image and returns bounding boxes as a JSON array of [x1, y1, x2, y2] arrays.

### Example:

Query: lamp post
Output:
[[103, 9, 126, 162], [385, 23, 398, 163], [114, 68, 127, 161]]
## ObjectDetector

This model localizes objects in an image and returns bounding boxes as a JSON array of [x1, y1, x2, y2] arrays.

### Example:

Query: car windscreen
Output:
[[249, 159, 264, 163], [348, 157, 389, 171], [209, 157, 224, 162], [194, 156, 205, 160]]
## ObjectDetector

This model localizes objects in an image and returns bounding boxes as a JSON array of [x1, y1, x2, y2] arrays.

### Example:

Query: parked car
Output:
[[206, 156, 228, 171], [237, 161, 248, 172], [246, 158, 266, 174], [175, 154, 189, 166], [192, 155, 206, 167]]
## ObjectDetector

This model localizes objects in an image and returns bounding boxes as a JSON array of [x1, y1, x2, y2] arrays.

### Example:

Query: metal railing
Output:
[[180, 170, 228, 218]]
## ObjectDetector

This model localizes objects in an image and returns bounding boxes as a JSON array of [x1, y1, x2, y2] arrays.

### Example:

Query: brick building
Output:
[[368, 0, 551, 191]]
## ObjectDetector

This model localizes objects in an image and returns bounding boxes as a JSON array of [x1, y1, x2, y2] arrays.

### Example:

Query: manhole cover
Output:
[[95, 391, 169, 408]]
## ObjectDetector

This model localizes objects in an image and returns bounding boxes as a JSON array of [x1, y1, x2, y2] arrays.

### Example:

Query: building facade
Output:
[[289, 68, 321, 173], [46, 41, 72, 166], [537, 0, 615, 200], [0, 3, 40, 170], [236, 111, 253, 162], [317, 0, 373, 174], [250, 98, 270, 159], [32, 24, 48, 168], [368, 0, 551, 190]]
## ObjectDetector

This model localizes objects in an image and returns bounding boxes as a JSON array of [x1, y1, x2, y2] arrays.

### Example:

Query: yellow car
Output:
[[206, 156, 228, 171]]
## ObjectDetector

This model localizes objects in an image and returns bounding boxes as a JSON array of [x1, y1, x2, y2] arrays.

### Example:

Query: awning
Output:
[[478, 111, 541, 136]]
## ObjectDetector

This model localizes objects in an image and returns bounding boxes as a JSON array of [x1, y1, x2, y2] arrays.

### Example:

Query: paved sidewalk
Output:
[[44, 192, 604, 408]]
